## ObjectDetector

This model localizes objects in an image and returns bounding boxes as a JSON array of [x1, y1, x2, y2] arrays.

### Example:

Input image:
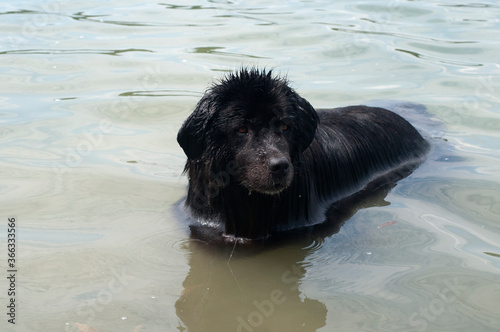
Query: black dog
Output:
[[177, 68, 430, 240]]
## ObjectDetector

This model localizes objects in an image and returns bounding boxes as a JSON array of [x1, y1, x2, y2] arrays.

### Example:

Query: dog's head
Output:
[[178, 68, 319, 195]]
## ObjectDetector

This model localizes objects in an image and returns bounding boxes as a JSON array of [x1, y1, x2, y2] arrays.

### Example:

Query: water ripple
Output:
[[0, 48, 153, 56]]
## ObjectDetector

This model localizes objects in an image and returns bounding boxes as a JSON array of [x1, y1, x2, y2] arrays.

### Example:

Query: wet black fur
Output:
[[177, 68, 430, 240]]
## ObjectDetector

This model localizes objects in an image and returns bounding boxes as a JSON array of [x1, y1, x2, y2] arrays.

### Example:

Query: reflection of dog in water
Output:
[[177, 68, 430, 241], [175, 240, 328, 331]]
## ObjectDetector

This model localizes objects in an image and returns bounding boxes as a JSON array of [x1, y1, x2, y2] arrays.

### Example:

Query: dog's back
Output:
[[310, 106, 429, 199]]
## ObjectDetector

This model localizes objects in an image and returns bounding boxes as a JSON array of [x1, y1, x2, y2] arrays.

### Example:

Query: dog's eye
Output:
[[275, 121, 288, 132], [237, 126, 248, 134]]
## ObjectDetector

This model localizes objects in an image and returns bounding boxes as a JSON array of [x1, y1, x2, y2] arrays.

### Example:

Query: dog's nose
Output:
[[269, 157, 290, 174]]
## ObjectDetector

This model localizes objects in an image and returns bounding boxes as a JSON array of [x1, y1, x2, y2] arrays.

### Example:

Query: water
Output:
[[1, 0, 500, 331]]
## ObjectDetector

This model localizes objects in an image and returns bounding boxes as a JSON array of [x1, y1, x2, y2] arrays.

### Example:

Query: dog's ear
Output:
[[294, 95, 319, 152], [177, 96, 214, 160]]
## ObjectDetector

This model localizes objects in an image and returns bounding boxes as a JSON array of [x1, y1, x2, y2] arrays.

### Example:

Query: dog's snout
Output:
[[269, 157, 290, 174]]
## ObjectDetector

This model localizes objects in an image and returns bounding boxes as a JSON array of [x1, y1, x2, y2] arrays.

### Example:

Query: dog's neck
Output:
[[185, 169, 320, 240], [219, 185, 279, 239]]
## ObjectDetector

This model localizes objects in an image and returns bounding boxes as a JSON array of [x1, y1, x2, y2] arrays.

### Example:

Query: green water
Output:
[[1, 1, 499, 331]]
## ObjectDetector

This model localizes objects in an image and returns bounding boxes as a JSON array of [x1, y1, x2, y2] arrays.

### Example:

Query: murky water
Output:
[[1, 1, 500, 331]]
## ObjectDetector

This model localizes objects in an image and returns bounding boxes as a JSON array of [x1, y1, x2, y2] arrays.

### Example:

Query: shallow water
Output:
[[1, 1, 500, 331]]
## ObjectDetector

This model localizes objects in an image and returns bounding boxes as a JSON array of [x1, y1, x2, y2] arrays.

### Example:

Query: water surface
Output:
[[1, 1, 500, 331]]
